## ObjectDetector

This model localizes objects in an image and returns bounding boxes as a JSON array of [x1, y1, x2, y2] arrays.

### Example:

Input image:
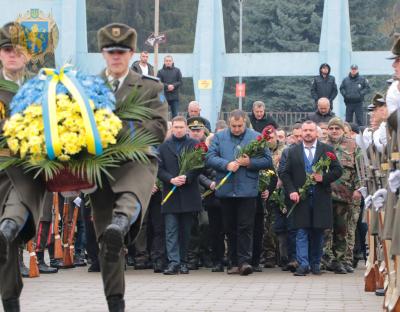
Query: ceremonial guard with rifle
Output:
[[91, 23, 168, 311]]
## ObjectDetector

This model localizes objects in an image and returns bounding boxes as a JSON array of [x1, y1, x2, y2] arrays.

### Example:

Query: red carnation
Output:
[[195, 142, 208, 153], [262, 125, 275, 140], [326, 151, 336, 161], [256, 135, 263, 142]]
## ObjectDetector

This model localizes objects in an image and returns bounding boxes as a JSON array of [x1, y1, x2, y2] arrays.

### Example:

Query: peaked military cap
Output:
[[388, 33, 400, 59], [187, 116, 206, 130], [368, 93, 386, 111], [0, 22, 20, 48], [97, 23, 137, 52]]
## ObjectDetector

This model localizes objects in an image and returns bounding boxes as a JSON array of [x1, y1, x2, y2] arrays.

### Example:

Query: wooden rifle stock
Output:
[[26, 240, 39, 278], [53, 192, 63, 259], [365, 210, 377, 292], [61, 199, 73, 268], [67, 204, 79, 262]]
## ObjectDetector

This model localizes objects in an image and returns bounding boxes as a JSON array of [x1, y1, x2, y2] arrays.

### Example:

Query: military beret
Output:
[[388, 33, 400, 60], [97, 23, 137, 52], [0, 22, 20, 49], [187, 117, 206, 130], [328, 117, 345, 131]]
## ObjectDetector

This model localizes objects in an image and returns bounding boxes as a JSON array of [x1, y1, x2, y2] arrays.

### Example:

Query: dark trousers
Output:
[[82, 196, 99, 264], [296, 228, 324, 269], [148, 191, 165, 262], [164, 212, 193, 265], [220, 197, 257, 266], [167, 99, 179, 118], [206, 201, 225, 264], [252, 196, 264, 265], [345, 102, 364, 126]]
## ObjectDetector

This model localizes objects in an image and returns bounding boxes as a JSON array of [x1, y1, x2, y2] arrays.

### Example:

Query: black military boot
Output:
[[107, 295, 125, 312], [37, 251, 58, 274], [0, 219, 19, 264], [102, 214, 130, 263], [18, 248, 29, 278], [2, 297, 20, 312]]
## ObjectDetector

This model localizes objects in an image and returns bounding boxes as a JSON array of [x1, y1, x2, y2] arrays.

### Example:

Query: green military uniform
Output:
[[0, 22, 48, 311], [90, 23, 168, 310], [262, 140, 285, 267], [323, 118, 360, 272]]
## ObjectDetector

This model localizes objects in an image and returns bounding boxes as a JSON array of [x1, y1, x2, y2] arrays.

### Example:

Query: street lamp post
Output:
[[238, 0, 243, 110]]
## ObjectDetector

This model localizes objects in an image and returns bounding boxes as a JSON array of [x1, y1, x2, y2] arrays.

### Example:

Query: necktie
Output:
[[112, 79, 120, 92], [306, 146, 313, 163]]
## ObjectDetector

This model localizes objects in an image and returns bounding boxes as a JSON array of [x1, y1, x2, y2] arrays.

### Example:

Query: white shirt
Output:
[[303, 140, 317, 160], [386, 80, 400, 115], [139, 63, 149, 76], [106, 69, 129, 91]]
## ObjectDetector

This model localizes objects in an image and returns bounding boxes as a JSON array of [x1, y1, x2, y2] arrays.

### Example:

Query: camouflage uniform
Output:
[[324, 136, 360, 265], [261, 140, 285, 266]]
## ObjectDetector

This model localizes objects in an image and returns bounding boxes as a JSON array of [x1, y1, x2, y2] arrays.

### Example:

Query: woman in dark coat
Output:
[[158, 117, 202, 274]]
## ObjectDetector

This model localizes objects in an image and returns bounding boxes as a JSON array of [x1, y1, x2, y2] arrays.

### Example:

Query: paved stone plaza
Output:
[[1, 263, 383, 312]]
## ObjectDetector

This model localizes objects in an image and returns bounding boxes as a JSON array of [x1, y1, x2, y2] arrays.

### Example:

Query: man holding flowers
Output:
[[280, 120, 342, 276], [206, 109, 272, 276]]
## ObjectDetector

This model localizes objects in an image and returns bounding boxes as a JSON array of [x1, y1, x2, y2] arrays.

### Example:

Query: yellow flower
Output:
[[7, 138, 19, 154]]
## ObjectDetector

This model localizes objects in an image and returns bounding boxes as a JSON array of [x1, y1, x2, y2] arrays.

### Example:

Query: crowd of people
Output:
[[0, 19, 398, 312]]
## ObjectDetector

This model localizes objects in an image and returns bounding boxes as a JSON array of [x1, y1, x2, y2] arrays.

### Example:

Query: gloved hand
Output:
[[357, 186, 368, 199], [388, 170, 400, 192], [363, 128, 373, 146], [372, 188, 387, 211], [364, 195, 372, 209], [373, 126, 386, 153]]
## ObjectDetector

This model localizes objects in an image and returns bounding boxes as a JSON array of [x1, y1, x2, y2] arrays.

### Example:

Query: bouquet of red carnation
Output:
[[287, 151, 336, 217], [162, 142, 208, 205], [236, 125, 274, 158]]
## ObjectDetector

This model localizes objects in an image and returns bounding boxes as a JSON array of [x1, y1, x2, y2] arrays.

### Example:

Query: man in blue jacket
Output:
[[206, 110, 272, 276]]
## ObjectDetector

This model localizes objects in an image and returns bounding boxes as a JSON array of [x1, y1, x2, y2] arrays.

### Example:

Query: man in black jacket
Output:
[[249, 101, 278, 132], [340, 64, 370, 126], [311, 63, 338, 109], [131, 51, 154, 76], [157, 55, 183, 118], [306, 97, 336, 124]]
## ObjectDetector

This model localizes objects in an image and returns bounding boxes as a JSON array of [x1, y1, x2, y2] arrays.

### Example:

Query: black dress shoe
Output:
[[88, 261, 101, 272], [107, 295, 125, 312], [102, 214, 130, 263], [331, 262, 347, 274], [187, 261, 199, 270], [343, 263, 354, 273], [252, 264, 263, 272], [2, 297, 20, 312], [0, 219, 19, 264], [50, 258, 63, 269], [153, 260, 164, 273], [163, 263, 179, 275], [375, 288, 385, 296], [37, 252, 58, 274], [294, 266, 309, 276], [73, 254, 87, 267], [239, 263, 253, 276], [126, 255, 135, 267], [211, 263, 224, 272], [180, 263, 189, 274]]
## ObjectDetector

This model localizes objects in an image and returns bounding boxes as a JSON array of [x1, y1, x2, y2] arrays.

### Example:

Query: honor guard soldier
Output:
[[0, 22, 47, 312], [92, 23, 168, 312]]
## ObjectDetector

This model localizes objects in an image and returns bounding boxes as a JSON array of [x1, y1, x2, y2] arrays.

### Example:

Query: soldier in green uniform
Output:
[[323, 117, 361, 274], [92, 23, 168, 311], [0, 22, 48, 312]]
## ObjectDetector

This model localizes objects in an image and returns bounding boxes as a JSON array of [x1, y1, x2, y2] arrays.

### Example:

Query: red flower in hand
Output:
[[256, 135, 263, 142], [195, 142, 208, 153], [326, 151, 336, 161], [262, 125, 275, 140]]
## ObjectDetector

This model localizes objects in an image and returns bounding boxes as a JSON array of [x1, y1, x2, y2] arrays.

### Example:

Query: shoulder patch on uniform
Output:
[[159, 92, 166, 103], [142, 74, 160, 82]]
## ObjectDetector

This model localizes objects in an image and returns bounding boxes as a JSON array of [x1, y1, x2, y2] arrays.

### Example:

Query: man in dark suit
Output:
[[94, 23, 168, 311], [158, 116, 203, 275], [280, 120, 342, 276]]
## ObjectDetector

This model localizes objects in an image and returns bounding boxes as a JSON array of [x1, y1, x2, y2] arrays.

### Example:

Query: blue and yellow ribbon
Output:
[[40, 65, 103, 160]]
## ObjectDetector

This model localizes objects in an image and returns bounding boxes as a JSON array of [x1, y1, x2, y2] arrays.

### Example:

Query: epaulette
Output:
[[142, 74, 160, 82]]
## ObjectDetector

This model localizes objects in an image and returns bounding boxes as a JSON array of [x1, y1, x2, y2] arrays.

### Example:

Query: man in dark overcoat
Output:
[[92, 23, 168, 311], [158, 116, 202, 275], [280, 120, 342, 276]]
